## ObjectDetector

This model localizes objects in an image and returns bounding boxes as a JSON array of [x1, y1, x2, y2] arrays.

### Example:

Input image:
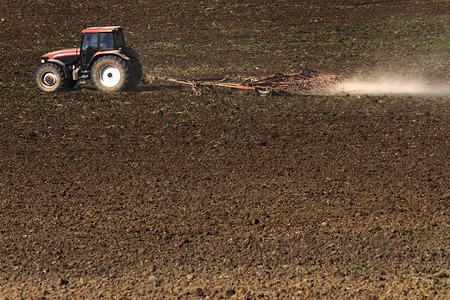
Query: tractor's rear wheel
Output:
[[126, 58, 142, 90], [91, 56, 128, 92], [34, 63, 66, 92]]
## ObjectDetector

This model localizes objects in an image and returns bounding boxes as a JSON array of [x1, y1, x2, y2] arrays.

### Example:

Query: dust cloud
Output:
[[327, 55, 450, 96], [332, 77, 450, 96]]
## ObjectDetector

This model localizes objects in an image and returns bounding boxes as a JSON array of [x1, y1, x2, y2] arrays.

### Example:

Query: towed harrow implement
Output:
[[142, 69, 339, 96]]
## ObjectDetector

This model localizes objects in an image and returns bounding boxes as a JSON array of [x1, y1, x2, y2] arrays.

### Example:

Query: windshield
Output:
[[82, 33, 98, 51], [80, 33, 99, 67]]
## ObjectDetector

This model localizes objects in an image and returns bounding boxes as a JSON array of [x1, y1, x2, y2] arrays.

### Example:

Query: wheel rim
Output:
[[42, 72, 57, 86], [100, 65, 121, 87], [256, 88, 272, 97]]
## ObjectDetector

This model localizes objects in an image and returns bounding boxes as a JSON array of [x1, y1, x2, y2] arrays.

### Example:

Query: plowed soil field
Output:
[[0, 0, 449, 298]]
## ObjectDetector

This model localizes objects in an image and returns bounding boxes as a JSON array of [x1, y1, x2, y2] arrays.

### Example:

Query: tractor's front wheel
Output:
[[34, 63, 66, 92], [91, 56, 128, 92]]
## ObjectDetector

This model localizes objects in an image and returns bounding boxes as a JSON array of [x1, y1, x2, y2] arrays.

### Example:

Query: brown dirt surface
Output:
[[0, 0, 449, 298]]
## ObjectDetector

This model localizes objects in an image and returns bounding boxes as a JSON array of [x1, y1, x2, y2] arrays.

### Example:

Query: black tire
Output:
[[34, 63, 66, 92], [126, 58, 142, 90], [91, 56, 129, 92]]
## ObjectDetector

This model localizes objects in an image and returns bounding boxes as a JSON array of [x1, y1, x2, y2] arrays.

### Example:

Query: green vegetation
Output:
[[137, 10, 448, 77]]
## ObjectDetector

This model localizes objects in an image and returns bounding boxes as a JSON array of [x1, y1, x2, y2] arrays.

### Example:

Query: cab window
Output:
[[81, 33, 99, 67], [82, 33, 98, 51], [113, 30, 126, 49], [99, 33, 114, 50]]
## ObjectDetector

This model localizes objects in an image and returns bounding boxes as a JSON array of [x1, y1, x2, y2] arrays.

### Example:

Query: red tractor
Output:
[[34, 26, 142, 92]]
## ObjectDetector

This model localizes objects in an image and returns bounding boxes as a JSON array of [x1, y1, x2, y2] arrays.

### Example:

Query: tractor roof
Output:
[[82, 26, 122, 33]]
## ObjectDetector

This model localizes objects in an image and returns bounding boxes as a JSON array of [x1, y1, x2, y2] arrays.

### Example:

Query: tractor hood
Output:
[[42, 48, 80, 59]]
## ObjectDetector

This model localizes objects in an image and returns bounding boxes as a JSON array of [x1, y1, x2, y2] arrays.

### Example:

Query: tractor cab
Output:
[[80, 26, 126, 69]]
